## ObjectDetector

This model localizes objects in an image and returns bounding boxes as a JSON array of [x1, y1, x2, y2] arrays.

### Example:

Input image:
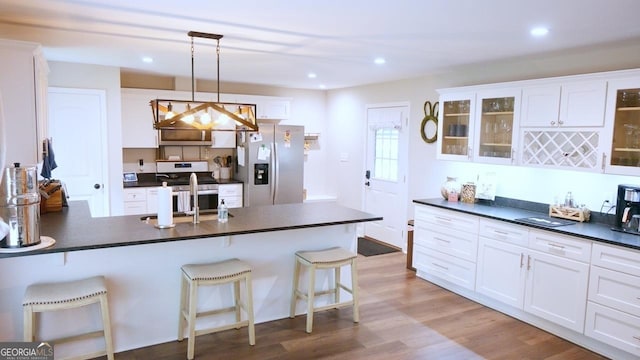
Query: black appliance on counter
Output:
[[613, 184, 640, 235]]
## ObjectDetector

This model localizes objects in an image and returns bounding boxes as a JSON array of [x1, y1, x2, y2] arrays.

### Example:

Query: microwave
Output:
[[158, 129, 212, 146]]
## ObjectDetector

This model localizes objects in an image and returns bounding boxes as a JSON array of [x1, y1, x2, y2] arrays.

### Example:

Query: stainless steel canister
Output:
[[0, 163, 41, 247]]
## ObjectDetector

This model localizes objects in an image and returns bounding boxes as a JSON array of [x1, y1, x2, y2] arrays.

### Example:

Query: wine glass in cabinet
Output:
[[437, 92, 475, 161], [473, 89, 520, 165], [603, 77, 640, 175]]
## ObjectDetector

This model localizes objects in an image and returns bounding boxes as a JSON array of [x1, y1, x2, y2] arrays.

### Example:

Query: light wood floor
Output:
[[114, 252, 606, 360]]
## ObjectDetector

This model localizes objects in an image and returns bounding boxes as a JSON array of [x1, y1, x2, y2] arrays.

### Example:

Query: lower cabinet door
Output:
[[476, 237, 526, 309], [585, 302, 640, 357], [524, 250, 589, 333]]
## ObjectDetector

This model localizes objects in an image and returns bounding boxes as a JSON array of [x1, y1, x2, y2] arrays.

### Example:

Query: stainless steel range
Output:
[[156, 161, 219, 212]]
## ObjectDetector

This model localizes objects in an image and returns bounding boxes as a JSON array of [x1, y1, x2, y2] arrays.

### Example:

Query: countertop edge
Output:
[[413, 198, 640, 251]]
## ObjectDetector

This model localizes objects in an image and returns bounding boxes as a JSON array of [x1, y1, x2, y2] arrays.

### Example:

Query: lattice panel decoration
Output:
[[521, 131, 600, 169]]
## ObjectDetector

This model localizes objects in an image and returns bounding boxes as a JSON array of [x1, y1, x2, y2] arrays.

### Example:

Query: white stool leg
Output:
[[306, 264, 316, 333], [178, 272, 188, 341], [234, 280, 241, 329], [23, 305, 34, 342], [351, 258, 360, 323], [335, 266, 341, 304], [289, 258, 301, 318], [245, 273, 256, 345], [99, 293, 115, 360], [187, 278, 198, 360]]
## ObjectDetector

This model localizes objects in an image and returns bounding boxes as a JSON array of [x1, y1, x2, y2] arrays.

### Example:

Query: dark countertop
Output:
[[0, 202, 382, 259], [414, 198, 640, 251], [124, 172, 242, 188]]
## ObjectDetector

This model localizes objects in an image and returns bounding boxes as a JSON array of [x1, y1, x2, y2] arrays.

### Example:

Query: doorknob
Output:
[[365, 170, 371, 180], [94, 183, 101, 189]]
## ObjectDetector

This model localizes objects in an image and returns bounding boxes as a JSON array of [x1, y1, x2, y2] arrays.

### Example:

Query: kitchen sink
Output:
[[141, 210, 232, 225], [514, 216, 575, 228]]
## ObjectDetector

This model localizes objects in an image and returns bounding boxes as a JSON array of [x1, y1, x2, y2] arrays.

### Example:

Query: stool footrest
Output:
[[313, 301, 354, 313], [195, 320, 249, 337], [50, 330, 106, 346]]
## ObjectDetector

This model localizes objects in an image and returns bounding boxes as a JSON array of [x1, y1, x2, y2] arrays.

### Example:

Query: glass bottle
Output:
[[218, 199, 228, 223]]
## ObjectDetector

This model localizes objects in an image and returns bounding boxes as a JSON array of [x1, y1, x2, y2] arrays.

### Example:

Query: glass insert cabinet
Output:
[[438, 92, 474, 160], [474, 89, 520, 164], [604, 77, 640, 175]]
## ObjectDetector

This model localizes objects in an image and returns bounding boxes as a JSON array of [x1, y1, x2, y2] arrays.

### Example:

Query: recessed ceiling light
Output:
[[142, 56, 153, 63], [374, 57, 386, 65], [319, 84, 326, 89], [308, 72, 317, 79], [530, 27, 549, 37]]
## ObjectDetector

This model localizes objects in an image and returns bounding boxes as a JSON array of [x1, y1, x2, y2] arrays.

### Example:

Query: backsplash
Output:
[[122, 147, 233, 173]]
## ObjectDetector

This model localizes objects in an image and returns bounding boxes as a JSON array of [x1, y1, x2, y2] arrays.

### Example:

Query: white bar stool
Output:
[[289, 247, 359, 333], [178, 258, 255, 360], [23, 275, 115, 360]]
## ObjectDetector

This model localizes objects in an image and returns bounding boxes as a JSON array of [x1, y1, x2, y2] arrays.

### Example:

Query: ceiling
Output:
[[1, 0, 640, 90]]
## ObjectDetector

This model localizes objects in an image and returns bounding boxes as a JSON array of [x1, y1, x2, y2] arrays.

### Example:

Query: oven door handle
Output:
[[198, 190, 218, 195]]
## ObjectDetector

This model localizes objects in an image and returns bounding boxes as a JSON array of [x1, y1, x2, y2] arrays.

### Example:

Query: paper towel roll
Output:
[[157, 183, 173, 227]]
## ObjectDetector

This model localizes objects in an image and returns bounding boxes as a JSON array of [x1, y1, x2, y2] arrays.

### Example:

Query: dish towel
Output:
[[177, 191, 190, 213], [40, 138, 58, 179]]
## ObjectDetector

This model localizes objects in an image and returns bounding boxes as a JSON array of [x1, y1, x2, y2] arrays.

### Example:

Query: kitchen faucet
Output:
[[189, 172, 199, 224]]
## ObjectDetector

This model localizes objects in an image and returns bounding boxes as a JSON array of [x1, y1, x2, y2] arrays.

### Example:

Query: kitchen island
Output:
[[0, 201, 381, 357]]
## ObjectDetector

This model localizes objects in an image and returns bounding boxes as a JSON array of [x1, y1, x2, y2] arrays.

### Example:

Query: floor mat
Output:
[[357, 237, 400, 257]]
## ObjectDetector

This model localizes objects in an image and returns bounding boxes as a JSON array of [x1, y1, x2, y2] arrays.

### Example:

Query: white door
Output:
[[48, 88, 108, 217], [363, 104, 409, 249]]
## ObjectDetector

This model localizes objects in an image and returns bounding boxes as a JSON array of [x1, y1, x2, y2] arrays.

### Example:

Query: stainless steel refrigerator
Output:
[[235, 124, 304, 206]]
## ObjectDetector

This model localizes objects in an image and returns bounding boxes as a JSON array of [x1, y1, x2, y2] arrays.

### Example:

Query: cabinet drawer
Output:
[[218, 184, 242, 196], [528, 229, 591, 262], [124, 188, 147, 202], [413, 243, 476, 291], [414, 222, 478, 262], [592, 243, 640, 277], [414, 205, 479, 234], [479, 218, 529, 247], [123, 201, 147, 215], [589, 265, 640, 317], [585, 302, 640, 357]]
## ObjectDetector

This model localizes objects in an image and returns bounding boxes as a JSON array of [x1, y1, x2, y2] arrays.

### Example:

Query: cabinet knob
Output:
[[94, 183, 101, 189], [558, 120, 564, 125], [550, 121, 556, 126]]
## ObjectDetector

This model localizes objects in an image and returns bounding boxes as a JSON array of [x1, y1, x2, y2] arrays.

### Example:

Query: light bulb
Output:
[[183, 114, 195, 124], [200, 113, 212, 125], [165, 103, 175, 119]]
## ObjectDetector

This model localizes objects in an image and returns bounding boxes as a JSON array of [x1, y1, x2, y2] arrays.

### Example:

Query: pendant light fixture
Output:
[[150, 31, 258, 131]]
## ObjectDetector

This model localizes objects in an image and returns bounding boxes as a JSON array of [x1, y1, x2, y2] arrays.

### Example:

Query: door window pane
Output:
[[373, 128, 399, 181]]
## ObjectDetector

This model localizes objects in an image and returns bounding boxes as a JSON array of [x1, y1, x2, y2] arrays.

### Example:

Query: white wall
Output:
[[325, 40, 640, 219], [48, 62, 124, 215]]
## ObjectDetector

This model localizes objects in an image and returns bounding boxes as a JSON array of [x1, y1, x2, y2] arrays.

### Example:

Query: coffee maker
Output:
[[613, 184, 640, 235]]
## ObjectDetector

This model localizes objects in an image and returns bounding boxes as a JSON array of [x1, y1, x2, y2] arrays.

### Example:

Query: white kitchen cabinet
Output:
[[602, 76, 640, 176], [146, 187, 159, 214], [0, 39, 48, 165], [121, 88, 160, 148], [585, 243, 640, 356], [521, 80, 607, 128], [473, 88, 521, 165], [413, 204, 479, 290], [257, 99, 290, 120], [123, 188, 148, 215], [476, 219, 529, 308], [437, 92, 476, 161], [218, 183, 243, 208], [524, 247, 590, 333], [476, 221, 590, 333], [519, 128, 604, 171]]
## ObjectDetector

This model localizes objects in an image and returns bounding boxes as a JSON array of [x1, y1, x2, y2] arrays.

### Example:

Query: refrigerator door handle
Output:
[[272, 142, 278, 204]]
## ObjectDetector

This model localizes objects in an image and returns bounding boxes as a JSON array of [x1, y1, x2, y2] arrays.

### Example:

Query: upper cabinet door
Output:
[[437, 92, 476, 161], [121, 89, 159, 148], [473, 88, 521, 165], [521, 80, 607, 128], [602, 77, 640, 175]]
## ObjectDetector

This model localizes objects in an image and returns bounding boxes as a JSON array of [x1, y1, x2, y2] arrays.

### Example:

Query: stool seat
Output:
[[296, 247, 357, 264], [178, 258, 255, 360], [182, 259, 252, 281], [23, 276, 107, 306], [23, 276, 114, 360], [290, 247, 359, 333]]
